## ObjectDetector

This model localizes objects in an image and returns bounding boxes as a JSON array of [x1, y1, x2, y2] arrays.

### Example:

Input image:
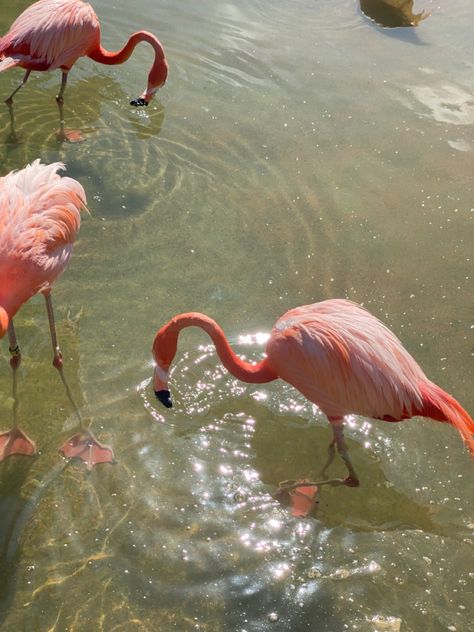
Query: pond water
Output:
[[0, 0, 473, 630]]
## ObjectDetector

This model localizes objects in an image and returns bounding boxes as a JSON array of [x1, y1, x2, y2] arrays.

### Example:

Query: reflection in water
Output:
[[0, 72, 166, 161], [0, 75, 103, 152], [410, 82, 474, 125], [360, 0, 429, 27], [0, 311, 95, 624]]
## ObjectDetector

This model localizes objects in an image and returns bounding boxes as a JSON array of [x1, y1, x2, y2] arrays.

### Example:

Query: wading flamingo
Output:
[[0, 160, 113, 467], [0, 0, 168, 139], [152, 300, 474, 486]]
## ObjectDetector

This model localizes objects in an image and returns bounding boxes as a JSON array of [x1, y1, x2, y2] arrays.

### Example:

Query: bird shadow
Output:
[[0, 454, 82, 627], [0, 306, 116, 624], [250, 412, 448, 534]]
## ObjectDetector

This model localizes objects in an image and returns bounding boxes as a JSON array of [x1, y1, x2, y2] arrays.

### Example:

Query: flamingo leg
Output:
[[320, 437, 337, 478], [4, 70, 31, 106], [8, 320, 21, 369], [58, 377, 115, 469], [332, 423, 360, 487], [6, 100, 18, 144], [0, 321, 37, 462], [55, 72, 83, 143], [56, 72, 68, 107], [43, 289, 63, 369], [320, 419, 359, 487], [41, 290, 114, 467], [55, 73, 67, 141]]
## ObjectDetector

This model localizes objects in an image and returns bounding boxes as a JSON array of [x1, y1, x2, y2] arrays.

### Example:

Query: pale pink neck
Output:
[[88, 31, 165, 66], [153, 313, 278, 384]]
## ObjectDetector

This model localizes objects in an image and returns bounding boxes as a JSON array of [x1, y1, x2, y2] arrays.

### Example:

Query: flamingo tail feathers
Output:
[[418, 381, 474, 457]]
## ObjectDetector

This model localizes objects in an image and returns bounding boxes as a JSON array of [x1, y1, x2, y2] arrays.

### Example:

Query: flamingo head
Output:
[[0, 308, 8, 339], [153, 363, 172, 408], [152, 318, 179, 408], [130, 57, 169, 107]]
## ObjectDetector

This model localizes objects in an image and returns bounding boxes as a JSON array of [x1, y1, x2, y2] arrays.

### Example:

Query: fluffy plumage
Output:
[[267, 300, 426, 420], [0, 160, 86, 319], [0, 0, 99, 71]]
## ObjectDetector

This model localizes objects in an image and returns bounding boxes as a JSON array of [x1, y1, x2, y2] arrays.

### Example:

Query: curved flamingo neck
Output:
[[87, 31, 168, 99], [88, 31, 165, 66], [153, 313, 278, 384]]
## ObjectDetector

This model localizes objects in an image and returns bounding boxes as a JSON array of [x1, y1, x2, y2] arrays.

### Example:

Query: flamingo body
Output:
[[267, 299, 427, 421], [0, 160, 85, 462], [0, 161, 113, 467], [152, 300, 474, 483], [0, 0, 168, 105], [0, 0, 99, 73], [0, 160, 85, 328]]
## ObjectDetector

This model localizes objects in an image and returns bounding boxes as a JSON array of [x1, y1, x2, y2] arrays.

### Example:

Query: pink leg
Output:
[[321, 418, 360, 487], [43, 289, 63, 369], [55, 72, 83, 143], [56, 371, 115, 469], [0, 322, 37, 462], [42, 292, 114, 468]]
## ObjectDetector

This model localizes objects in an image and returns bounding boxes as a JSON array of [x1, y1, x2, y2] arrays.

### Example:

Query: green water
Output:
[[0, 0, 473, 630]]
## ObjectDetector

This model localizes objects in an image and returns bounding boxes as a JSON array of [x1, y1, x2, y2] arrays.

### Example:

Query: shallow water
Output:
[[0, 0, 473, 630]]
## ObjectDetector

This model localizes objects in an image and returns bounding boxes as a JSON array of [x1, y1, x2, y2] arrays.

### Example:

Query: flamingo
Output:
[[152, 300, 474, 486], [0, 0, 168, 140], [0, 160, 113, 467]]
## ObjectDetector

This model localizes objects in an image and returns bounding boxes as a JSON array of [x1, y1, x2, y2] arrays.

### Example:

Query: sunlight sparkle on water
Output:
[[295, 522, 313, 538], [272, 562, 291, 580], [1, 1, 473, 630], [238, 332, 270, 346], [266, 518, 283, 531], [218, 464, 233, 476], [242, 469, 259, 482]]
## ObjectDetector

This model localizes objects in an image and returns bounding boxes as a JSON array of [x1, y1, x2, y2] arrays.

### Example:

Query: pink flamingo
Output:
[[0, 0, 168, 131], [0, 160, 113, 467], [152, 300, 474, 486]]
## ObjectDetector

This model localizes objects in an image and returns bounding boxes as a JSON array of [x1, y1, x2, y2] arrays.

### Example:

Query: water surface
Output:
[[0, 0, 473, 630]]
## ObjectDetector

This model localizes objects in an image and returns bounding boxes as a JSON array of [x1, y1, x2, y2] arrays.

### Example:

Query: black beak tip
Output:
[[155, 389, 173, 408], [130, 97, 148, 107]]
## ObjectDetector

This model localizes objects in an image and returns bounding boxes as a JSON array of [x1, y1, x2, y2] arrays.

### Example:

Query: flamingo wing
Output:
[[266, 299, 427, 420], [0, 0, 99, 71]]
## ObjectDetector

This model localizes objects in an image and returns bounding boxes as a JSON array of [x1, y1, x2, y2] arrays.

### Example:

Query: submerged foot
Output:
[[275, 479, 320, 517], [56, 128, 84, 143], [59, 430, 115, 469], [0, 427, 37, 462], [343, 475, 360, 487]]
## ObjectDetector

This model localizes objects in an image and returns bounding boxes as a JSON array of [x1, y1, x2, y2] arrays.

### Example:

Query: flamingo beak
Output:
[[130, 96, 148, 107], [153, 364, 172, 408], [130, 81, 164, 107], [155, 389, 173, 408]]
